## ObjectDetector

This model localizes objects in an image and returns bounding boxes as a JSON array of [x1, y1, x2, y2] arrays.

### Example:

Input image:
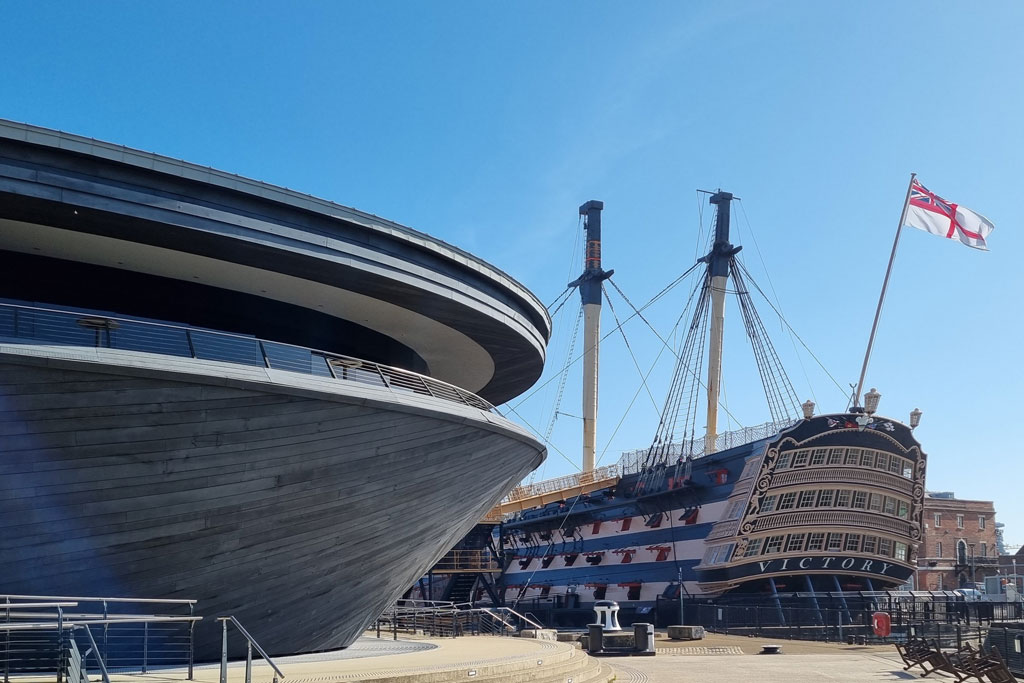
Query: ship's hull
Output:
[[0, 347, 544, 659], [497, 414, 924, 616]]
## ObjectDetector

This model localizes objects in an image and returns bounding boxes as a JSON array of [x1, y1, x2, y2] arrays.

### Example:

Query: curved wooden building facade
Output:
[[0, 120, 549, 658]]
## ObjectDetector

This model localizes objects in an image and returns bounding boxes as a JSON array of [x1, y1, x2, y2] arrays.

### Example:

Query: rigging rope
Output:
[[734, 259, 848, 400], [542, 305, 583, 445], [602, 283, 660, 413]]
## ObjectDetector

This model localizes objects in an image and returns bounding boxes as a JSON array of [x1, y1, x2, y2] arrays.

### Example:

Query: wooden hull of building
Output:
[[0, 348, 544, 659]]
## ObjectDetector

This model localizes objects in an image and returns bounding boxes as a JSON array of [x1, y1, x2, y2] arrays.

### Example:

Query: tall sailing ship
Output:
[[493, 192, 926, 619]]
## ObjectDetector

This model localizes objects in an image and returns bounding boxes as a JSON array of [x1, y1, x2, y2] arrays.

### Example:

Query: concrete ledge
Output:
[[667, 625, 706, 640], [520, 628, 558, 641]]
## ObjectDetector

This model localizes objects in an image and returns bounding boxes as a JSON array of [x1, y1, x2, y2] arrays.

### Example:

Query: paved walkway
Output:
[[609, 653, 921, 682], [83, 633, 931, 683]]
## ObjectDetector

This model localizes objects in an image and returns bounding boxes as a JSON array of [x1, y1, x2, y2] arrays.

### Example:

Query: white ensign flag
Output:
[[904, 179, 995, 250]]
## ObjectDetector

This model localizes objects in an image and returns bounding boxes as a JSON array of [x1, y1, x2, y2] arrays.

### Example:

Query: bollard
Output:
[[587, 624, 604, 654], [633, 623, 655, 654]]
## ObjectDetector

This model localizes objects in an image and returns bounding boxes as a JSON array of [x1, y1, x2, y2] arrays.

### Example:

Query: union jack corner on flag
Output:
[[904, 179, 996, 250]]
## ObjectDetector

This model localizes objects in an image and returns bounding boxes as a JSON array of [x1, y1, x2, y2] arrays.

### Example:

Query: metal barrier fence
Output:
[[0, 301, 493, 412], [374, 603, 544, 640], [675, 594, 1024, 646], [1, 595, 199, 681]]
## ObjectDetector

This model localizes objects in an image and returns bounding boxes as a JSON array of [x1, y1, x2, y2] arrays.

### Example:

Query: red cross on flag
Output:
[[905, 179, 995, 250]]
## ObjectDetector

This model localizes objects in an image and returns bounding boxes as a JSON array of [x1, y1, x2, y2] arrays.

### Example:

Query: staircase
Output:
[[444, 573, 479, 603]]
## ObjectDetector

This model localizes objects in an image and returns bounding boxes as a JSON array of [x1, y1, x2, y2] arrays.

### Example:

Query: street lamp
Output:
[[910, 408, 922, 429]]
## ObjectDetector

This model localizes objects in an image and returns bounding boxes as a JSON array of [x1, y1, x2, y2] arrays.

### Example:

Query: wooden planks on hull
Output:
[[0, 352, 544, 659]]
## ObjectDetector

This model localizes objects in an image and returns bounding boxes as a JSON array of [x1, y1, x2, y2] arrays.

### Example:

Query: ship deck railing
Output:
[[0, 301, 494, 413]]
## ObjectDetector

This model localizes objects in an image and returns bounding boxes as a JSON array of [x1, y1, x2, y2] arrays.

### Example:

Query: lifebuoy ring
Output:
[[872, 611, 891, 637]]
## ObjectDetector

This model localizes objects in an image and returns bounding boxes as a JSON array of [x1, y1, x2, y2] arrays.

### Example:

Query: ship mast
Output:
[[571, 201, 612, 476], [703, 191, 739, 454]]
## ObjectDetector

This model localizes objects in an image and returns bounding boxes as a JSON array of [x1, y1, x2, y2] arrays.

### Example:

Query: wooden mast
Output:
[[704, 191, 739, 454], [574, 201, 612, 477]]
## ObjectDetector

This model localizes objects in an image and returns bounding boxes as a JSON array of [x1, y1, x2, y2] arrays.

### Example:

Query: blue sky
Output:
[[3, 2, 1022, 545]]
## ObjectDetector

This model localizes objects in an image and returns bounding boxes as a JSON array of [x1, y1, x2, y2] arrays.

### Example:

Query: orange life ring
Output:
[[872, 611, 891, 637]]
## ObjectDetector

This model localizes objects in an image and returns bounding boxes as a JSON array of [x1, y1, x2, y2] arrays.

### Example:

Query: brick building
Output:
[[917, 492, 998, 590]]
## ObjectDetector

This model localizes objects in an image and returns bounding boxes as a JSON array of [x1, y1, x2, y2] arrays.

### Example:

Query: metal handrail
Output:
[[76, 624, 111, 683], [0, 301, 494, 412], [2, 594, 196, 605], [216, 616, 284, 683]]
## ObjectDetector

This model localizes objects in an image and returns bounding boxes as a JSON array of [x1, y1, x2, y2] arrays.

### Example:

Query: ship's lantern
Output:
[[910, 407, 922, 429], [864, 387, 881, 415], [801, 399, 815, 420]]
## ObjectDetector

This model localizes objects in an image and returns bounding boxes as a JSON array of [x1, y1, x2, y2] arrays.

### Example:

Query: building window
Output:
[[836, 490, 851, 508], [980, 542, 987, 557], [869, 494, 883, 512], [879, 538, 892, 557], [956, 514, 964, 529], [827, 448, 844, 465], [806, 533, 826, 551], [760, 495, 777, 513], [934, 513, 942, 527], [895, 542, 908, 562], [744, 538, 763, 557], [818, 490, 835, 508], [883, 497, 896, 516], [852, 491, 868, 510], [798, 490, 817, 508], [845, 534, 862, 552], [875, 453, 889, 471], [724, 499, 745, 520], [888, 457, 902, 475], [957, 540, 968, 565], [826, 533, 844, 551], [764, 535, 785, 554], [897, 501, 909, 519], [860, 451, 875, 467], [776, 453, 792, 470], [778, 492, 797, 510], [811, 449, 827, 466], [936, 542, 942, 558], [902, 462, 913, 479], [793, 451, 809, 467], [844, 449, 860, 465], [862, 536, 877, 554], [786, 534, 806, 552], [978, 516, 986, 530]]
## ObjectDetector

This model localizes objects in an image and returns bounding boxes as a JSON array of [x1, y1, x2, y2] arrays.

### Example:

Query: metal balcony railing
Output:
[[752, 509, 913, 537], [770, 467, 915, 495], [430, 550, 501, 573], [0, 302, 493, 412]]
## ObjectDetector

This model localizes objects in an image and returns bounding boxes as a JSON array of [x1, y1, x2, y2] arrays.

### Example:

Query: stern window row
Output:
[[743, 532, 909, 562], [760, 488, 911, 519], [775, 447, 913, 479]]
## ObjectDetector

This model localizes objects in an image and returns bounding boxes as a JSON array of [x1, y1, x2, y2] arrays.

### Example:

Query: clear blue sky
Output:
[[3, 2, 1022, 544]]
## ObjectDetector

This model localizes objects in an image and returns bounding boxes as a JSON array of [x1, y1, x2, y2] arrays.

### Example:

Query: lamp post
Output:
[[802, 399, 815, 420], [678, 565, 685, 625], [910, 408, 922, 429]]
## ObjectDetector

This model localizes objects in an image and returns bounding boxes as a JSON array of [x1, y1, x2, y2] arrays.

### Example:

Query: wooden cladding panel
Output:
[[0, 359, 542, 659]]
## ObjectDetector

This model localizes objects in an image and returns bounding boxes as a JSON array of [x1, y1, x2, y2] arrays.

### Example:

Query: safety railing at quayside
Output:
[[215, 617, 284, 683], [0, 301, 494, 413], [0, 598, 201, 683]]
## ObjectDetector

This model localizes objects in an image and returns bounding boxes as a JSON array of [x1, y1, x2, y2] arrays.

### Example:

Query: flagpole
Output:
[[853, 172, 917, 409]]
